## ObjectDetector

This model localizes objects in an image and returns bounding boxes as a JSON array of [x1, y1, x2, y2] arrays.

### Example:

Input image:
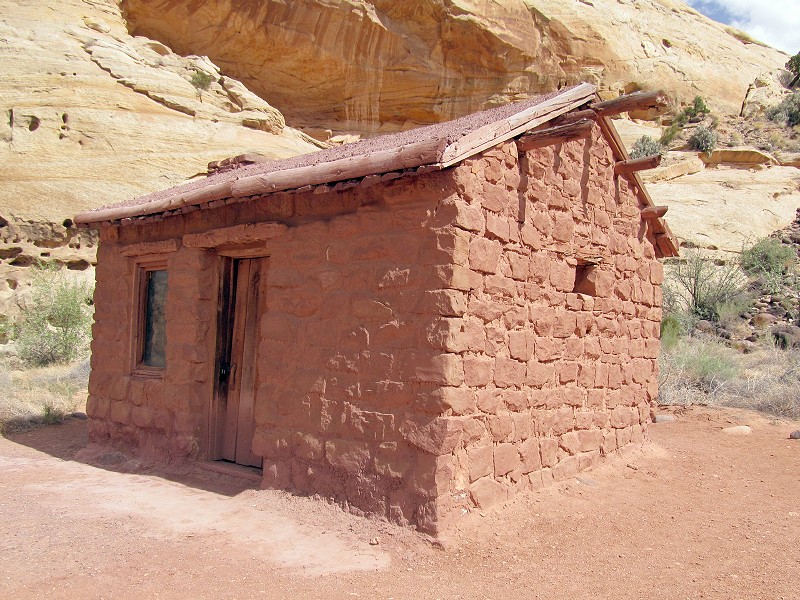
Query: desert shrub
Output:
[[660, 312, 685, 351], [190, 70, 214, 94], [16, 267, 94, 367], [660, 96, 712, 146], [659, 337, 740, 402], [740, 236, 797, 293], [688, 126, 717, 154], [630, 135, 663, 159], [767, 93, 800, 127], [787, 52, 800, 88], [665, 251, 748, 323]]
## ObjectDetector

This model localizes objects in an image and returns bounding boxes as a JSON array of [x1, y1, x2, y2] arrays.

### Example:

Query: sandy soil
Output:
[[1, 406, 799, 600]]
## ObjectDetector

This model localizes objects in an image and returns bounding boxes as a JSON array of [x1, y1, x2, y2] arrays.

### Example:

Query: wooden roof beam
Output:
[[516, 119, 594, 151], [640, 205, 668, 220], [590, 90, 669, 117], [614, 154, 662, 175]]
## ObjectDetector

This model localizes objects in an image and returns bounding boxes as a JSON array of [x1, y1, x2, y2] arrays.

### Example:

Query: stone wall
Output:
[[421, 128, 663, 528], [85, 124, 663, 534]]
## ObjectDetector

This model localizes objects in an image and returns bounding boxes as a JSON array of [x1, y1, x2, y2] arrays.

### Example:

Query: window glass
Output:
[[142, 269, 168, 367]]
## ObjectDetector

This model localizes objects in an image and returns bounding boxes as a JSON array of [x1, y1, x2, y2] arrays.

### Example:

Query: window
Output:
[[136, 266, 168, 371]]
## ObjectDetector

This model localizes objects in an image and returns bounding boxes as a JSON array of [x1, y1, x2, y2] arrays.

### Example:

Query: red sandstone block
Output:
[[577, 363, 595, 388], [608, 364, 623, 389], [400, 414, 463, 455], [130, 405, 153, 429], [549, 260, 575, 293], [531, 210, 552, 236], [534, 337, 561, 362], [86, 394, 109, 419], [480, 181, 511, 213], [504, 390, 529, 412], [559, 361, 579, 384], [485, 213, 512, 242], [422, 290, 467, 317], [539, 438, 558, 467], [528, 252, 551, 284], [552, 406, 575, 435], [518, 438, 541, 473], [529, 306, 555, 336], [476, 389, 502, 414], [575, 411, 592, 430], [519, 224, 541, 250], [374, 441, 412, 479], [552, 455, 578, 482], [587, 389, 605, 408], [109, 400, 131, 425], [469, 476, 506, 509], [468, 237, 502, 274], [616, 426, 632, 448], [494, 357, 526, 388], [494, 443, 521, 476], [551, 212, 575, 242], [559, 431, 580, 455], [574, 268, 614, 297], [526, 360, 551, 388], [610, 406, 631, 429], [578, 429, 604, 452], [325, 439, 370, 474], [650, 261, 664, 285], [508, 330, 533, 361], [467, 444, 494, 481], [464, 356, 494, 388], [578, 450, 601, 472], [507, 252, 530, 281], [421, 387, 477, 416], [503, 306, 527, 329], [487, 413, 514, 441], [484, 275, 516, 296], [404, 352, 464, 386], [436, 265, 483, 291], [426, 318, 467, 353]]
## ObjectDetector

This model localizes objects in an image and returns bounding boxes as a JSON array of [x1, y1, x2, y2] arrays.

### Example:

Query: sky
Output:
[[687, 0, 799, 55]]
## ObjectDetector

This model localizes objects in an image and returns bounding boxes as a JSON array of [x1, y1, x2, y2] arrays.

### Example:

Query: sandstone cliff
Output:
[[0, 0, 320, 317], [122, 0, 788, 135]]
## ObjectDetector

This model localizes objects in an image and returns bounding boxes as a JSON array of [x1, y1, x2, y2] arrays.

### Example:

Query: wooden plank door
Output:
[[216, 257, 264, 468]]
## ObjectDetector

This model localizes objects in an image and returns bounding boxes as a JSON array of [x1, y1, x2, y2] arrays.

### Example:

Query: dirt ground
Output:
[[1, 406, 799, 600]]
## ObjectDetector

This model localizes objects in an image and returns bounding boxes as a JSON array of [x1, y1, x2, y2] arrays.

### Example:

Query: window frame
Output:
[[131, 260, 169, 377]]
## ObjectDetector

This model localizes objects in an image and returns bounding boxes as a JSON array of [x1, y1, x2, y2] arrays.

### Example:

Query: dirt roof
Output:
[[74, 84, 597, 224]]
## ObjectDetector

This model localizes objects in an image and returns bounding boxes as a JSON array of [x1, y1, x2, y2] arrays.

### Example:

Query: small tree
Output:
[[767, 93, 800, 127], [741, 236, 798, 293], [190, 70, 214, 101], [16, 267, 94, 366], [630, 135, 663, 159], [787, 52, 800, 88]]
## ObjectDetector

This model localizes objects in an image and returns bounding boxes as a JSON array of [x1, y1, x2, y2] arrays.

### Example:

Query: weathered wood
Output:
[[640, 205, 669, 219], [551, 109, 597, 126], [516, 119, 593, 151], [183, 222, 288, 248], [655, 233, 676, 257], [614, 154, 662, 175], [439, 82, 596, 167], [119, 239, 179, 257], [590, 90, 669, 116], [231, 137, 447, 198]]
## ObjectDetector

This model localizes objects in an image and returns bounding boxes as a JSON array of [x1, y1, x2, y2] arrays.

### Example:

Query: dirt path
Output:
[[2, 407, 799, 600]]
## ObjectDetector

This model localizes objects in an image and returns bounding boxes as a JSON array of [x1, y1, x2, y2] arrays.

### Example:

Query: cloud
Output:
[[688, 0, 799, 55]]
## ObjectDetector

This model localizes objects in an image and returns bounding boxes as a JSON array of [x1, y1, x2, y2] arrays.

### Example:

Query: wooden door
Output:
[[214, 257, 265, 468]]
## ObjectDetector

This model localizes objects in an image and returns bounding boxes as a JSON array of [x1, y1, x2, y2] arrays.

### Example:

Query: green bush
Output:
[[660, 312, 685, 351], [767, 93, 800, 127], [740, 237, 797, 292], [787, 52, 800, 88], [630, 135, 663, 159], [16, 267, 94, 367], [660, 96, 712, 146], [190, 70, 214, 93], [665, 251, 748, 323], [688, 126, 717, 154]]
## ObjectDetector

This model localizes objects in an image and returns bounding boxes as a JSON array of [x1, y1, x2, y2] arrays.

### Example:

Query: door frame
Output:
[[209, 251, 268, 465]]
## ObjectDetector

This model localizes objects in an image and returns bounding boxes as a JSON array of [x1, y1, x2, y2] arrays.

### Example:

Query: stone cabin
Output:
[[75, 83, 678, 534]]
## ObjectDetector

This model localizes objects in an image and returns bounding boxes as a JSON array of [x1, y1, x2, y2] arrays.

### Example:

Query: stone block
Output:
[[464, 355, 494, 387], [469, 476, 505, 509], [578, 429, 604, 452], [519, 438, 541, 473], [400, 415, 463, 455], [508, 330, 534, 361], [539, 438, 558, 467], [494, 443, 521, 476], [467, 444, 494, 481], [559, 431, 580, 455], [494, 358, 526, 388], [325, 439, 370, 474]]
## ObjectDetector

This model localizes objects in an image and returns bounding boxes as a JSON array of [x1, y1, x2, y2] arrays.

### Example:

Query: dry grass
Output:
[[0, 357, 89, 433], [659, 337, 800, 419]]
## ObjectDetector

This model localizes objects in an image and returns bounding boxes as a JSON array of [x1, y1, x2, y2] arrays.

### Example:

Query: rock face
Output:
[[0, 0, 320, 318], [122, 0, 787, 134]]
